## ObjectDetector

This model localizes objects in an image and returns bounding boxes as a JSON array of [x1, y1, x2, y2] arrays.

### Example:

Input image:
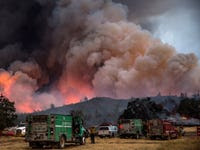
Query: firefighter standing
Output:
[[89, 127, 96, 144], [178, 126, 185, 137]]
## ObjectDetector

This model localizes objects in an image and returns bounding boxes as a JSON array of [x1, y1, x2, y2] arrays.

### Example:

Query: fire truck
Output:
[[118, 119, 143, 139], [25, 114, 86, 149], [147, 119, 178, 140]]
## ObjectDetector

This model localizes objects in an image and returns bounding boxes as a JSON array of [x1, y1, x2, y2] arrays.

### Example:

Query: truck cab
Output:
[[25, 114, 86, 149]]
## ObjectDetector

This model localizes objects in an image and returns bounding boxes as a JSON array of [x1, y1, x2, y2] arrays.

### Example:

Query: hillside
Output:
[[17, 95, 200, 126], [33, 97, 129, 127]]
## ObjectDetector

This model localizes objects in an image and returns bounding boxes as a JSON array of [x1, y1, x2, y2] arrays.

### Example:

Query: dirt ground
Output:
[[0, 127, 200, 150]]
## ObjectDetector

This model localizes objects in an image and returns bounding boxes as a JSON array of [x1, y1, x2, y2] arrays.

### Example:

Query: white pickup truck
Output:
[[16, 123, 26, 136], [98, 125, 118, 138]]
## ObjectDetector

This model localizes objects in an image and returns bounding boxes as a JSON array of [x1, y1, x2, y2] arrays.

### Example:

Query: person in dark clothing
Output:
[[89, 127, 96, 144]]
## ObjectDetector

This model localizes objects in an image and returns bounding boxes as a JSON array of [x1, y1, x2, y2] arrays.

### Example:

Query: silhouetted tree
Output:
[[178, 98, 200, 119], [0, 95, 17, 130], [70, 110, 84, 120], [119, 97, 164, 120], [50, 103, 55, 109]]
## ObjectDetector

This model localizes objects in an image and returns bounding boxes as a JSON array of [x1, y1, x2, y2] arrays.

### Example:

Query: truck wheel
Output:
[[150, 136, 155, 140], [80, 136, 86, 145], [29, 142, 36, 148], [29, 142, 34, 147], [59, 136, 65, 149]]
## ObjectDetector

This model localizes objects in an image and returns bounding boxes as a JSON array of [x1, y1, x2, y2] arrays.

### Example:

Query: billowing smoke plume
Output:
[[0, 0, 200, 112]]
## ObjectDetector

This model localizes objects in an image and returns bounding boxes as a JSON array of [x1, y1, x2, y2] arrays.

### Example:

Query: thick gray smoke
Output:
[[0, 0, 200, 112], [114, 0, 200, 56]]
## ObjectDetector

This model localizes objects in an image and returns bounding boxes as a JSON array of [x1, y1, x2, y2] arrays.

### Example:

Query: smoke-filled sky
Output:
[[115, 0, 200, 56], [0, 0, 200, 112]]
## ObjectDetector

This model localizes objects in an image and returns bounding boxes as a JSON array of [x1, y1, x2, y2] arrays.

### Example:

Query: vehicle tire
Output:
[[29, 142, 33, 147], [99, 135, 103, 138], [80, 136, 86, 145], [59, 136, 65, 149], [29, 142, 35, 148], [150, 136, 155, 140]]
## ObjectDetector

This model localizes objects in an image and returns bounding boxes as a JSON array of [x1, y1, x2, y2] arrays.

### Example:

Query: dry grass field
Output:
[[0, 127, 199, 150]]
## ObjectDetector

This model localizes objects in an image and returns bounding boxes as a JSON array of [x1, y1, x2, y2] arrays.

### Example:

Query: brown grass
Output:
[[156, 137, 200, 150], [0, 128, 200, 150], [0, 136, 199, 150], [184, 127, 197, 133]]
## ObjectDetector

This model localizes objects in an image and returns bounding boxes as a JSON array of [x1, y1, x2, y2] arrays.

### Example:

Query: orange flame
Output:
[[58, 75, 94, 104], [0, 71, 15, 96], [0, 71, 42, 113], [0, 70, 94, 113]]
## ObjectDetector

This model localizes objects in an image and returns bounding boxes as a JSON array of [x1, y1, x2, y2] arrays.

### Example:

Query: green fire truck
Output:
[[118, 119, 143, 139], [25, 114, 86, 149]]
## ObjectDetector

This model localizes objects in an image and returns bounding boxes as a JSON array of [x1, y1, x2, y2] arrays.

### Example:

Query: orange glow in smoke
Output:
[[17, 101, 40, 113], [58, 76, 94, 104], [0, 71, 42, 113], [0, 71, 15, 96], [0, 71, 94, 113]]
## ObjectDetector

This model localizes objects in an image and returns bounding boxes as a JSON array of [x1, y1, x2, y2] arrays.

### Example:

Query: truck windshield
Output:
[[32, 115, 48, 122]]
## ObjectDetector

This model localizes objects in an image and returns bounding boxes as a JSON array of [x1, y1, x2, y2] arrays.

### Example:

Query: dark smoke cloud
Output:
[[0, 44, 25, 68], [0, 0, 59, 83], [0, 0, 54, 50]]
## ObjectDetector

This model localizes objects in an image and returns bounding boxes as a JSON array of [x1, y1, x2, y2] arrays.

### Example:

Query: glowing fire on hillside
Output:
[[58, 76, 94, 104], [0, 70, 94, 112]]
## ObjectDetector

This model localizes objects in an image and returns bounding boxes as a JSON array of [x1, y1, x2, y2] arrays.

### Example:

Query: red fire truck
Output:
[[147, 119, 178, 140]]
